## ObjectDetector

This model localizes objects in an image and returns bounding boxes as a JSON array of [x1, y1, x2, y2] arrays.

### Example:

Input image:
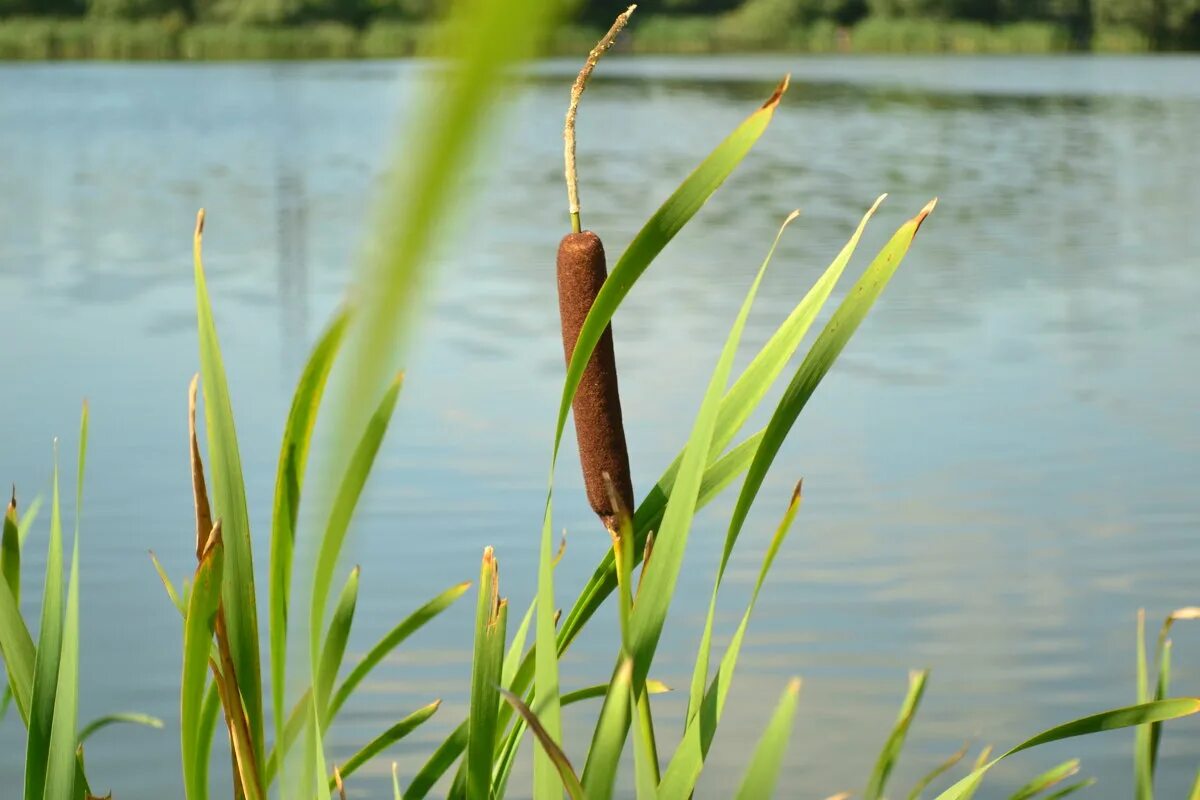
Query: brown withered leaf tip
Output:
[[761, 74, 791, 109], [557, 231, 635, 531], [189, 375, 213, 562], [194, 208, 206, 238]]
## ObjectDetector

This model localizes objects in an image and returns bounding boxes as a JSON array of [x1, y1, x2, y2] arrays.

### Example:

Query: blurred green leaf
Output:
[[866, 669, 930, 800], [907, 742, 970, 800], [181, 529, 224, 800], [329, 701, 441, 787], [1009, 759, 1080, 800], [78, 712, 165, 745], [466, 548, 506, 800], [317, 567, 360, 718]]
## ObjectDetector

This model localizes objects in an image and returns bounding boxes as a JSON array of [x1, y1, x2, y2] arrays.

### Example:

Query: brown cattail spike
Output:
[[558, 231, 635, 532]]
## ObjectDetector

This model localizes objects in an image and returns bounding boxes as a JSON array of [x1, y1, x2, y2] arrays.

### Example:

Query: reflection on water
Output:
[[1, 56, 1199, 798]]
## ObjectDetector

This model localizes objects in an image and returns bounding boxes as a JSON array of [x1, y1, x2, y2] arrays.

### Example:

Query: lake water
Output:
[[1, 54, 1199, 798]]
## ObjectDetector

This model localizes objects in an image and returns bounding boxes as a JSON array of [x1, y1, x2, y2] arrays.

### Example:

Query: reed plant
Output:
[[1, 2, 1198, 798]]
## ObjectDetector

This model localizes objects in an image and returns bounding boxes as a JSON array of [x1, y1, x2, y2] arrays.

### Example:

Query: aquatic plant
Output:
[[2, 2, 1199, 799]]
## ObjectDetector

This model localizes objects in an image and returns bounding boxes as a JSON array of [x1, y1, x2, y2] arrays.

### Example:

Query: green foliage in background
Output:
[[2, 0, 1200, 55]]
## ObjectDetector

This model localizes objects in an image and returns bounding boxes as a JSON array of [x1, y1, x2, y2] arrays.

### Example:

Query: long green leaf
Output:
[[196, 682, 222, 800], [500, 689, 585, 800], [193, 213, 264, 765], [734, 678, 801, 800], [935, 699, 1200, 800], [1009, 759, 1080, 800], [2, 495, 19, 611], [270, 306, 350, 789], [317, 567, 360, 717], [329, 701, 441, 787], [1150, 607, 1199, 782], [467, 548, 506, 800], [1041, 778, 1097, 799], [866, 669, 930, 800], [181, 532, 224, 800], [45, 405, 87, 800], [684, 209, 804, 721], [658, 483, 803, 798], [1136, 610, 1151, 800], [308, 375, 403, 737], [17, 495, 43, 547], [724, 199, 937, 610], [582, 658, 634, 800], [78, 712, 165, 744], [906, 742, 969, 800], [24, 448, 65, 800], [329, 580, 470, 721]]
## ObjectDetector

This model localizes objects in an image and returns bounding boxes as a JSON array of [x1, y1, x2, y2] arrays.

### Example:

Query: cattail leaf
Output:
[[659, 483, 803, 798], [906, 742, 970, 800], [181, 529, 224, 800], [44, 405, 87, 800], [308, 373, 403, 741], [499, 689, 585, 800], [582, 658, 634, 800], [17, 495, 42, 548], [270, 306, 349, 774], [77, 712, 164, 744], [192, 212, 264, 766], [467, 548, 506, 800], [25, 446, 65, 800], [866, 669, 931, 800], [724, 200, 936, 628], [934, 699, 1200, 800], [328, 701, 441, 788], [2, 495, 19, 612], [1008, 759, 1080, 800], [1136, 609, 1152, 800], [734, 678, 802, 800], [316, 567, 360, 719]]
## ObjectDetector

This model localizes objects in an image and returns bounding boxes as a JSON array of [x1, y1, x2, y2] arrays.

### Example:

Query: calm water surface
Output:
[[1, 55, 1199, 797]]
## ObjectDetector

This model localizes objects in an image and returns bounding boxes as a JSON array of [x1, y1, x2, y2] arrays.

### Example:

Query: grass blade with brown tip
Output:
[[467, 548, 506, 800], [193, 212, 265, 767], [866, 670, 931, 800]]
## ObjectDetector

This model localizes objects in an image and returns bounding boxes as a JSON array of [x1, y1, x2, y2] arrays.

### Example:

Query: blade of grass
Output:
[[264, 582, 470, 784], [78, 712, 165, 744], [329, 580, 470, 720], [724, 200, 937, 620], [193, 212, 264, 765], [935, 699, 1200, 800], [2, 494, 19, 612], [317, 567, 360, 718], [1042, 778, 1097, 799], [393, 763, 403, 800], [308, 374, 403, 745], [329, 701, 441, 787], [1150, 608, 1199, 782], [630, 690, 658, 800], [684, 210, 801, 721], [1136, 610, 1151, 800], [957, 745, 993, 800], [196, 681, 222, 800], [467, 548, 506, 800], [45, 405, 87, 800], [583, 658, 634, 800], [659, 482, 802, 798], [866, 670, 931, 800], [181, 533, 224, 800], [734, 678, 802, 800], [24, 446, 65, 800], [149, 550, 185, 614], [271, 307, 350, 790], [907, 742, 970, 800], [500, 689, 585, 800], [17, 495, 43, 547], [1009, 759, 1080, 800]]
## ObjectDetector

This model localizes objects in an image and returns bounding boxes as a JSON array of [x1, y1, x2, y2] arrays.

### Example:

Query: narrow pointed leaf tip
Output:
[[762, 74, 790, 109]]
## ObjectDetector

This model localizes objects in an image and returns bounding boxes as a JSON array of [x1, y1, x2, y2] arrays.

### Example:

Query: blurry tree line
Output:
[[2, 0, 1198, 50]]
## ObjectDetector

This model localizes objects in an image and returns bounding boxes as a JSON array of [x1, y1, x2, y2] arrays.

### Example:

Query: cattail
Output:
[[558, 6, 637, 533], [558, 230, 634, 531]]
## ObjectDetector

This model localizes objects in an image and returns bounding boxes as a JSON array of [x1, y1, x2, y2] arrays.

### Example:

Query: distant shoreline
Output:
[[0, 17, 1176, 62]]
